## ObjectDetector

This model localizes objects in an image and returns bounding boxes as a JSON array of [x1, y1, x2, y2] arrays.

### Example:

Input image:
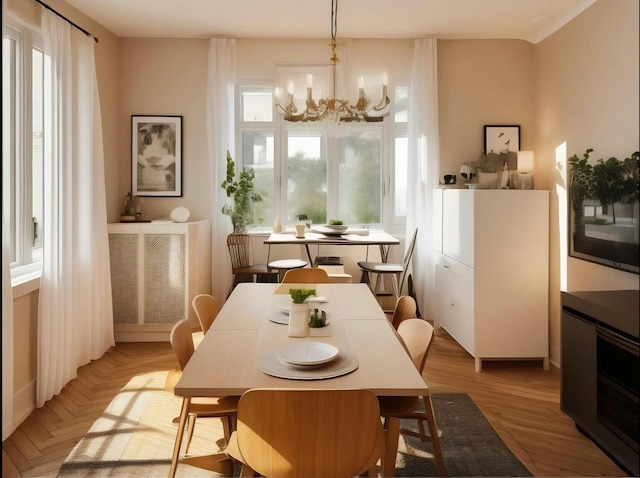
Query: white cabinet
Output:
[[433, 189, 549, 371], [108, 220, 211, 342]]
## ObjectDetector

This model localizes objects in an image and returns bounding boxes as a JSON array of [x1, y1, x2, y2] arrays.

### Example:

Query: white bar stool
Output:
[[268, 259, 308, 282]]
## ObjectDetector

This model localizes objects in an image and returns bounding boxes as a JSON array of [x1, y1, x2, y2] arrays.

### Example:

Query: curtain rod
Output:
[[34, 0, 99, 43]]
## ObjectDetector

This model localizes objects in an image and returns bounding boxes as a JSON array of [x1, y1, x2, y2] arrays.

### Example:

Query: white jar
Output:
[[273, 218, 282, 233]]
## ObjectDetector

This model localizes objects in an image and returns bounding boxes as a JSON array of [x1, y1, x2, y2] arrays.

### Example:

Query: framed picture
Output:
[[484, 125, 520, 154], [132, 115, 182, 196]]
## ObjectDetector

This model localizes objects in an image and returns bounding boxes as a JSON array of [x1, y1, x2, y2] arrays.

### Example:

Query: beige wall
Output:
[[438, 39, 536, 176], [535, 0, 639, 363]]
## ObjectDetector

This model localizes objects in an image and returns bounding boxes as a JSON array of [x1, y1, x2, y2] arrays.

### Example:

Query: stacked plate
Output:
[[275, 342, 339, 367], [312, 225, 349, 237]]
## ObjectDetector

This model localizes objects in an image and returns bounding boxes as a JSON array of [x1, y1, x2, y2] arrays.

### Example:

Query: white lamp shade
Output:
[[517, 151, 535, 172]]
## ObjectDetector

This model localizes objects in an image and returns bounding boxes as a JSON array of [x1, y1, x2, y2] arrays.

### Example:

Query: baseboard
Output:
[[8, 380, 36, 438]]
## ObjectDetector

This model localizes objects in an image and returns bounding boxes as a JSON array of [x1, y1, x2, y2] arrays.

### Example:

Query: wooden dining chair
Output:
[[378, 318, 447, 477], [358, 228, 418, 309], [168, 319, 239, 478], [391, 295, 417, 329], [192, 294, 220, 334], [281, 267, 330, 284], [227, 233, 277, 296], [224, 389, 385, 478]]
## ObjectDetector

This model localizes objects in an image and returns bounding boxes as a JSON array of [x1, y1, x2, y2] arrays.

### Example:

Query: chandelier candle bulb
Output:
[[287, 81, 294, 95], [358, 76, 365, 99]]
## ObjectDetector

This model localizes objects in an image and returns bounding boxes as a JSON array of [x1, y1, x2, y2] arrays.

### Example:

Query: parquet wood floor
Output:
[[2, 329, 627, 477]]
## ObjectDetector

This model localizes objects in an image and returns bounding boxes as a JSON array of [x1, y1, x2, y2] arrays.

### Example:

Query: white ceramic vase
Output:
[[288, 303, 310, 337]]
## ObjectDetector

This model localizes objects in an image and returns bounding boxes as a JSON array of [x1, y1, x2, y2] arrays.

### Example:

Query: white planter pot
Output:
[[288, 303, 310, 337]]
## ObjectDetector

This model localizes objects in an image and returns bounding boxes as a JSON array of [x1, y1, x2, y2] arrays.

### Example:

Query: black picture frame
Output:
[[484, 125, 520, 154], [132, 115, 182, 197]]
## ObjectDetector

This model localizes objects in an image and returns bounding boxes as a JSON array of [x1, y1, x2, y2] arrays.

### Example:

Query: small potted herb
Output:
[[309, 308, 327, 328]]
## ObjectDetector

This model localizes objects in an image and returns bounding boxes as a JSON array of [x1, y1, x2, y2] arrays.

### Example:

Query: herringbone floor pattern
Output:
[[2, 330, 626, 477]]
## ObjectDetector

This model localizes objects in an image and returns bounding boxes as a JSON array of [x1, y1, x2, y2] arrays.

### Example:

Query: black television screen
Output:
[[568, 150, 639, 275]]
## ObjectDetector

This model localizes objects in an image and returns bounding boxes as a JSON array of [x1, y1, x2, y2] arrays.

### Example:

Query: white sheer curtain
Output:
[[405, 38, 439, 320], [37, 10, 114, 407], [2, 0, 15, 440], [206, 38, 235, 304]]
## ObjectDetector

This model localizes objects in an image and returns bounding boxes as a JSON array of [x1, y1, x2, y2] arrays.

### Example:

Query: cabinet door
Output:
[[109, 233, 140, 325], [561, 310, 597, 426], [433, 189, 443, 254], [442, 190, 474, 266]]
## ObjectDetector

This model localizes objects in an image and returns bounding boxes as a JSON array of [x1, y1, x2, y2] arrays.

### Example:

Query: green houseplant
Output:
[[221, 151, 262, 233]]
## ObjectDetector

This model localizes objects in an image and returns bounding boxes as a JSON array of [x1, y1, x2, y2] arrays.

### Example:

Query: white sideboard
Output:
[[433, 189, 549, 371], [107, 220, 211, 342]]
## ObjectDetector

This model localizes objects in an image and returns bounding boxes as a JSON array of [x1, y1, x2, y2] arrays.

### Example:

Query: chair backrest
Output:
[[192, 294, 220, 334], [227, 233, 252, 269], [391, 295, 417, 329], [170, 318, 195, 371], [399, 228, 418, 293], [236, 389, 384, 478], [396, 318, 435, 375], [281, 267, 330, 284]]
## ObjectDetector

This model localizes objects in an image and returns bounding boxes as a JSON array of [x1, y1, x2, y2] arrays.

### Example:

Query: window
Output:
[[236, 78, 407, 231], [3, 21, 45, 277]]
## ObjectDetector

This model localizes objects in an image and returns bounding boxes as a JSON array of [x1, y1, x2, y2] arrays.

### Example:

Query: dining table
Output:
[[174, 282, 429, 477], [264, 228, 400, 265]]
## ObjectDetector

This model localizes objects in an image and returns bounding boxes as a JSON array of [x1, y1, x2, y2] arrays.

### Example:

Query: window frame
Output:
[[235, 77, 407, 234], [4, 19, 45, 279]]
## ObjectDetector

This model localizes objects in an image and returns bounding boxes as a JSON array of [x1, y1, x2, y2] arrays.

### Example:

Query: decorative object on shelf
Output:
[[274, 0, 389, 124], [442, 174, 456, 185], [120, 193, 144, 222], [484, 125, 520, 154], [273, 217, 282, 233], [221, 151, 262, 233], [169, 206, 190, 223], [460, 163, 476, 182], [568, 148, 639, 274], [132, 115, 182, 197], [517, 151, 535, 189]]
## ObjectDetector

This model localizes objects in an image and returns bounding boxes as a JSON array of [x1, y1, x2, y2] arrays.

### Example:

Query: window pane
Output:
[[3, 37, 16, 262], [287, 135, 326, 224], [338, 131, 382, 224], [241, 132, 274, 227], [395, 86, 408, 123], [32, 47, 44, 251], [394, 137, 408, 217], [242, 87, 273, 122]]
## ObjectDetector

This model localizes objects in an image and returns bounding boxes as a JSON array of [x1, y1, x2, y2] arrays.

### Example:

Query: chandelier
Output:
[[275, 0, 390, 123]]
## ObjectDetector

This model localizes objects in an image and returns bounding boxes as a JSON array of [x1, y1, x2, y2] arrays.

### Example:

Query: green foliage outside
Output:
[[568, 148, 639, 227]]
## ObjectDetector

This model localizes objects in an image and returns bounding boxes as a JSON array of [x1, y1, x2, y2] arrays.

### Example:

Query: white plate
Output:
[[311, 226, 348, 236], [275, 342, 339, 366], [170, 206, 190, 223], [258, 350, 358, 380], [306, 296, 327, 304]]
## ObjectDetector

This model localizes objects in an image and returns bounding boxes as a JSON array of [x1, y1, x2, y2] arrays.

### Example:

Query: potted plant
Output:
[[288, 288, 315, 337], [221, 151, 262, 233]]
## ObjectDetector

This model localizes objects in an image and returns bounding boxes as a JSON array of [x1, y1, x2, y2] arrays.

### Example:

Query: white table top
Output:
[[174, 283, 428, 398], [264, 229, 400, 246]]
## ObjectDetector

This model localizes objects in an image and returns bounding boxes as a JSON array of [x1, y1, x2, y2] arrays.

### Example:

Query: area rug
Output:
[[58, 378, 532, 477]]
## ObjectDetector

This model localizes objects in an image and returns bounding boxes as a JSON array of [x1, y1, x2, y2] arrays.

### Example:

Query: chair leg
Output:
[[169, 397, 191, 478], [424, 395, 447, 477], [184, 413, 197, 454]]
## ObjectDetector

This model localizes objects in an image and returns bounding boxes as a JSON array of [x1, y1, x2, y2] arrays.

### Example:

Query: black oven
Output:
[[596, 327, 639, 452]]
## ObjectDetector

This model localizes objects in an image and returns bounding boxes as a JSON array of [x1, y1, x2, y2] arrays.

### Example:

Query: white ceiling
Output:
[[64, 0, 596, 44]]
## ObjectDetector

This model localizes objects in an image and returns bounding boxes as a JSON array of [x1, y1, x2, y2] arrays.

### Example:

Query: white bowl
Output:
[[324, 224, 348, 232], [275, 342, 339, 366]]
